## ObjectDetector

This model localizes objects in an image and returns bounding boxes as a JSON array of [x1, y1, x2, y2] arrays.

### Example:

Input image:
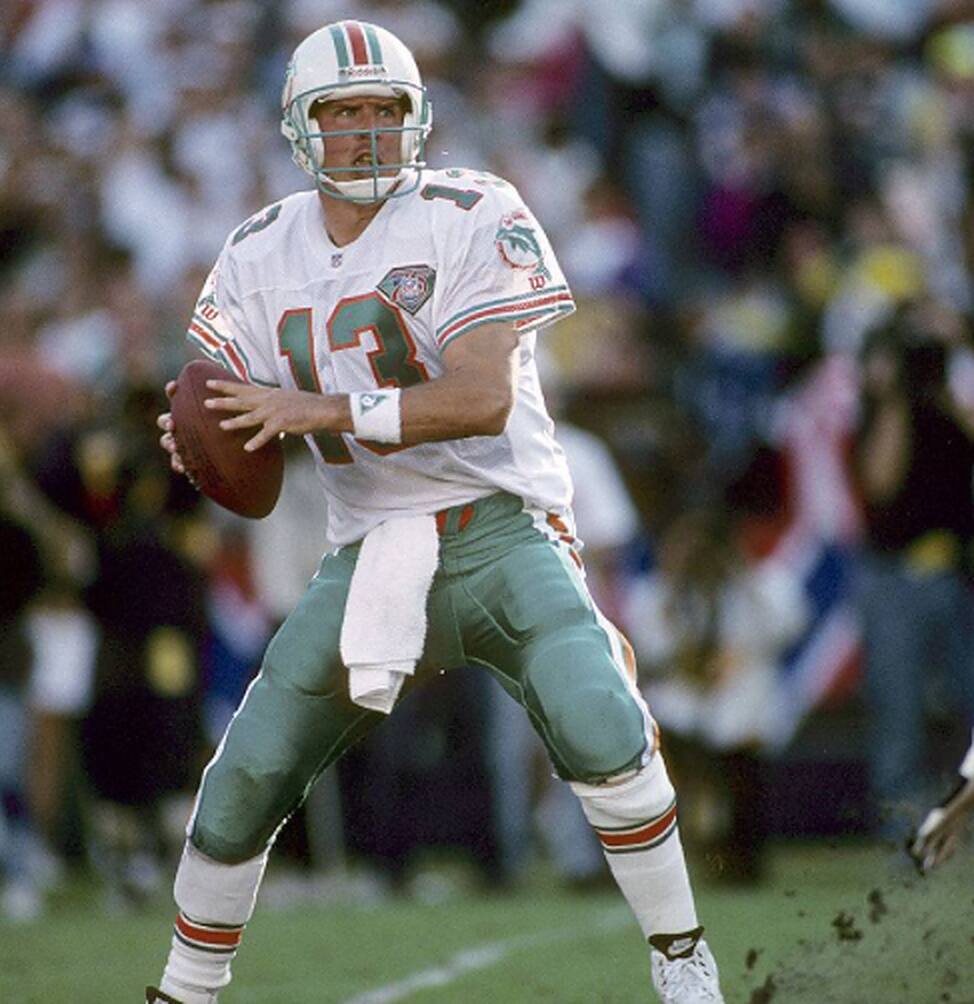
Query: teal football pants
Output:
[[190, 493, 651, 864]]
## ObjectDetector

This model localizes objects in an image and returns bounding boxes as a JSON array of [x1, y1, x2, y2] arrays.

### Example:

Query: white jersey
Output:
[[187, 168, 576, 545]]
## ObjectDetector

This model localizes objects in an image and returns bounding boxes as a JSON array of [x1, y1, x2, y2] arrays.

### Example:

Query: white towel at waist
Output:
[[339, 514, 439, 713]]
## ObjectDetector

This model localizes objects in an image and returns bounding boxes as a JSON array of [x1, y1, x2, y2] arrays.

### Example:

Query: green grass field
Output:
[[2, 839, 971, 1003]]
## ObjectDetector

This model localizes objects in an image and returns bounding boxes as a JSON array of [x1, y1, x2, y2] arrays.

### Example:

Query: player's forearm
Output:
[[308, 321, 518, 446], [398, 371, 514, 443], [326, 372, 514, 445]]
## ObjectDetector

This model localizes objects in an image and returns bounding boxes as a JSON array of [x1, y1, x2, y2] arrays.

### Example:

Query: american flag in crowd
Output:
[[763, 353, 863, 749]]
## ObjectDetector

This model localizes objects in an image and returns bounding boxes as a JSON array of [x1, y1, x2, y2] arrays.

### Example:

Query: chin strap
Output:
[[320, 171, 404, 203], [318, 167, 425, 204]]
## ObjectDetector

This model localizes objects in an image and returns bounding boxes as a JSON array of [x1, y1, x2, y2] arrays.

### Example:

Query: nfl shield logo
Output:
[[377, 265, 436, 315]]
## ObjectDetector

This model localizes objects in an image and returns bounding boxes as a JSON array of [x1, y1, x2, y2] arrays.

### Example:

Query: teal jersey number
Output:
[[277, 308, 353, 465], [327, 293, 429, 456], [327, 293, 428, 388], [420, 183, 483, 212], [276, 296, 429, 464]]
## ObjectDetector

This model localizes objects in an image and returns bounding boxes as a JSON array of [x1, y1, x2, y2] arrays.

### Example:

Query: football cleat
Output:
[[650, 938, 725, 1003], [145, 988, 184, 1004]]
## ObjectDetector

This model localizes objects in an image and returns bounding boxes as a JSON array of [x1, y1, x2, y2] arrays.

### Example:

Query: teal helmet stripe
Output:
[[329, 24, 350, 69], [364, 24, 383, 64]]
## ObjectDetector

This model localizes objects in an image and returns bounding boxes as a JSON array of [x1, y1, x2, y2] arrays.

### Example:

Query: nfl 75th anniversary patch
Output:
[[378, 265, 436, 315]]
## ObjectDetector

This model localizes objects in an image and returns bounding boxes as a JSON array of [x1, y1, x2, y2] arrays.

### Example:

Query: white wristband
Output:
[[349, 389, 402, 444]]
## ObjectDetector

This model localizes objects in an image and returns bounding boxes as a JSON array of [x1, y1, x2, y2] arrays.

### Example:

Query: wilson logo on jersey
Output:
[[378, 265, 436, 315], [495, 210, 551, 284], [197, 293, 220, 323]]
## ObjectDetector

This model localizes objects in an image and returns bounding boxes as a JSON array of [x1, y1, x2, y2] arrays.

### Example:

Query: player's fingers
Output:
[[158, 430, 187, 474], [206, 379, 260, 399], [205, 394, 251, 412], [243, 426, 275, 452], [918, 831, 954, 872], [219, 410, 263, 430], [157, 411, 174, 431], [165, 380, 178, 398], [932, 833, 959, 867]]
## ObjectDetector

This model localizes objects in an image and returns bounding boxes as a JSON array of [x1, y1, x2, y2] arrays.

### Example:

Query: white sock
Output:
[[159, 843, 268, 1003], [571, 754, 699, 940]]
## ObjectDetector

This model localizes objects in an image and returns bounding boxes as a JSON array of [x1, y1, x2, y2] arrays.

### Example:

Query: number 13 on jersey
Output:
[[277, 294, 429, 463]]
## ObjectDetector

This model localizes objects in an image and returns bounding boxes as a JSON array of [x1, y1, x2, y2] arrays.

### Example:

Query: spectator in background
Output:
[[854, 301, 974, 838], [626, 505, 808, 883], [0, 420, 96, 919], [80, 513, 208, 908], [0, 464, 46, 921], [31, 382, 208, 908]]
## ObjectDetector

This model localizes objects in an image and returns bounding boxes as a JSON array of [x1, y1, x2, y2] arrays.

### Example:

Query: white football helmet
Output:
[[281, 20, 432, 203]]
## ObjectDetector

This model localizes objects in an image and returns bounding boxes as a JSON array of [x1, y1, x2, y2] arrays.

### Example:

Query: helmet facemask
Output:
[[280, 22, 432, 204]]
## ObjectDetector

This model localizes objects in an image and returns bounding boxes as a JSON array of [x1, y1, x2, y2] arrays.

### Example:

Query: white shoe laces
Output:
[[652, 943, 724, 1003]]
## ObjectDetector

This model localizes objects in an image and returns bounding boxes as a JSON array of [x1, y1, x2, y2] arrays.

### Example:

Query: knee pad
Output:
[[545, 681, 647, 780], [527, 632, 648, 781], [190, 763, 293, 859], [190, 754, 291, 864]]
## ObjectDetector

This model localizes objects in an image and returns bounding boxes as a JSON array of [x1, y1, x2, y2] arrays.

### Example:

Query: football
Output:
[[170, 359, 284, 518]]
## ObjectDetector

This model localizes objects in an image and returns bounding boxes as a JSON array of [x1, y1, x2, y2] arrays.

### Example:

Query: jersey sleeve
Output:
[[433, 176, 576, 353], [186, 252, 279, 387]]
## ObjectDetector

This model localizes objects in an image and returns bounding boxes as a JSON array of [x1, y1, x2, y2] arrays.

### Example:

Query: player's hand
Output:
[[908, 777, 974, 873], [158, 380, 187, 476], [203, 380, 337, 452]]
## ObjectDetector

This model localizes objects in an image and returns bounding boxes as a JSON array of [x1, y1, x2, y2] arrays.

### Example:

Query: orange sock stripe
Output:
[[595, 801, 679, 853], [175, 913, 244, 948]]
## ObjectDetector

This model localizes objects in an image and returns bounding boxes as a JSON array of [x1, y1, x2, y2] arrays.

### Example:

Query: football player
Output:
[[909, 728, 974, 873], [150, 19, 723, 1004]]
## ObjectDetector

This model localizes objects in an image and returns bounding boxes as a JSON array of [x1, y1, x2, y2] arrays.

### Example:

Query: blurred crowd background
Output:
[[3, 0, 974, 920]]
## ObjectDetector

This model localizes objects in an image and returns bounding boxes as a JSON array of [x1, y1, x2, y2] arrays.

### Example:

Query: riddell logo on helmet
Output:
[[340, 64, 388, 78]]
